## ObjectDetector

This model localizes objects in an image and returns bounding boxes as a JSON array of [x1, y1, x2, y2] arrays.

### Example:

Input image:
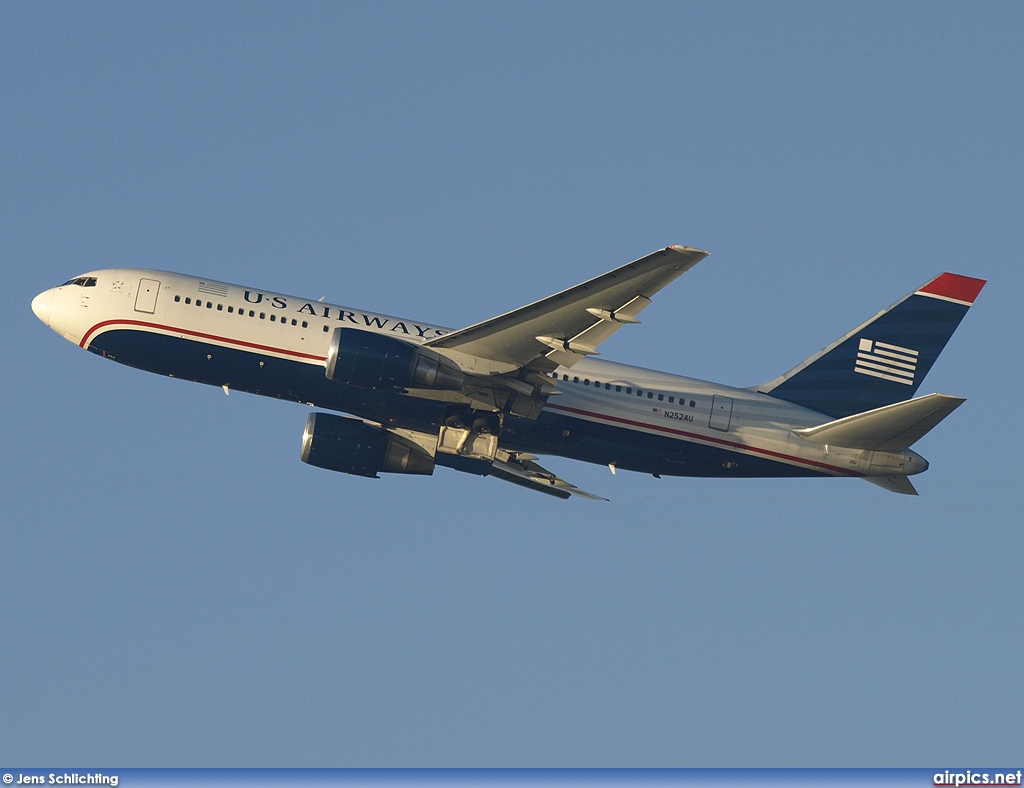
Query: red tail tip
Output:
[[917, 273, 987, 305]]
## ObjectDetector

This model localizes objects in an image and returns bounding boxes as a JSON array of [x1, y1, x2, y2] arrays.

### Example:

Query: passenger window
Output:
[[249, 310, 254, 317], [669, 396, 674, 404], [259, 313, 265, 319], [573, 377, 579, 383], [563, 374, 569, 381], [690, 400, 696, 407], [658, 394, 664, 401], [648, 391, 654, 398], [626, 388, 632, 394], [637, 389, 643, 396], [206, 302, 212, 308], [185, 298, 191, 305], [228, 306, 234, 313], [270, 314, 276, 322], [291, 319, 297, 326], [323, 325, 329, 332], [196, 300, 202, 307], [174, 295, 181, 302], [615, 385, 622, 392], [217, 304, 223, 311], [302, 321, 308, 328], [584, 380, 589, 386]]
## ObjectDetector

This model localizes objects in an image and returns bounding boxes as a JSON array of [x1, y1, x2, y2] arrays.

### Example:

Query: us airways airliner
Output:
[[31, 246, 985, 498]]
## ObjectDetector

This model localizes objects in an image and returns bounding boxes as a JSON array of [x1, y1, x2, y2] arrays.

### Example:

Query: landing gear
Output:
[[439, 407, 502, 461]]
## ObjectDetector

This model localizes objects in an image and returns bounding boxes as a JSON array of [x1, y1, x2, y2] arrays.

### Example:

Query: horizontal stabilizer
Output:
[[793, 393, 965, 451], [863, 475, 919, 495]]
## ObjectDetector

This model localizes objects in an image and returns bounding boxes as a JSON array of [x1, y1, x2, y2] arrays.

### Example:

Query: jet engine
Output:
[[325, 327, 464, 391], [300, 413, 435, 478]]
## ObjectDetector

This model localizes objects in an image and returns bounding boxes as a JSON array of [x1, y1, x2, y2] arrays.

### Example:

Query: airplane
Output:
[[30, 246, 985, 499]]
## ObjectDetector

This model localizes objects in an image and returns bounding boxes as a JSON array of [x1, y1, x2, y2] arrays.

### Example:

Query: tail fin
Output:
[[759, 273, 985, 418]]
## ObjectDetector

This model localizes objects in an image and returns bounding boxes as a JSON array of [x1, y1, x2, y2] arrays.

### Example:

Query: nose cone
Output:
[[32, 288, 55, 327]]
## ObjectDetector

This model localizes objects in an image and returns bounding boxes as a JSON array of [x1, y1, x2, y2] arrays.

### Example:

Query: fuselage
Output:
[[31, 269, 929, 482]]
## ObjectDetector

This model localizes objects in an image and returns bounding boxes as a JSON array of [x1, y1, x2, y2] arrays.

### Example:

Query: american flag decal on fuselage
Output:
[[198, 280, 229, 297], [855, 338, 917, 385]]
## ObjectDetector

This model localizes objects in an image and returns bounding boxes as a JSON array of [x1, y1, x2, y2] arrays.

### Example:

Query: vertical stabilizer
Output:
[[759, 273, 985, 418]]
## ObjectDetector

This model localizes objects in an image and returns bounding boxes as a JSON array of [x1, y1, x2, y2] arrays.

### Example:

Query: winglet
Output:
[[916, 273, 987, 306]]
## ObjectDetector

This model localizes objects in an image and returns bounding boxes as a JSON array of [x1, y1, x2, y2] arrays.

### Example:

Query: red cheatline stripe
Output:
[[917, 272, 986, 305], [546, 402, 863, 477], [80, 319, 328, 362]]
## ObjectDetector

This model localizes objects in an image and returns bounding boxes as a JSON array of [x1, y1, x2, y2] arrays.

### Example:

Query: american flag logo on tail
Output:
[[854, 338, 918, 385]]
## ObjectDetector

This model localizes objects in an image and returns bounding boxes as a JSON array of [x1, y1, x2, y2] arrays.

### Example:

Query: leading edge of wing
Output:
[[423, 245, 709, 369]]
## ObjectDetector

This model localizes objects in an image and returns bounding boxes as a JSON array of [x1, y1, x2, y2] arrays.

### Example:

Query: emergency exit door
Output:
[[709, 395, 733, 431], [135, 278, 160, 313]]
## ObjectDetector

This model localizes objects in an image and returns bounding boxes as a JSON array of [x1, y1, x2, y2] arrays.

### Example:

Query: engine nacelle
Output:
[[300, 413, 435, 478], [325, 327, 464, 391]]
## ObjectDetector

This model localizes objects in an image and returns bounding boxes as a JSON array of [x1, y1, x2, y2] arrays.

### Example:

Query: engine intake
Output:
[[325, 328, 464, 391], [300, 413, 435, 478]]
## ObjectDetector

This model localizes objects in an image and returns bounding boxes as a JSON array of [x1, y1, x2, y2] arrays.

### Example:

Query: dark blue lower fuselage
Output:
[[89, 328, 825, 480]]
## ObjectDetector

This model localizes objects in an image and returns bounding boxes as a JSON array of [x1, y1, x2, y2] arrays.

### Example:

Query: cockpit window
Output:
[[60, 276, 97, 287]]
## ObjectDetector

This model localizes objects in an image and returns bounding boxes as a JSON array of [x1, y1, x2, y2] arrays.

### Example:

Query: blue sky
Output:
[[2, 1, 1022, 767]]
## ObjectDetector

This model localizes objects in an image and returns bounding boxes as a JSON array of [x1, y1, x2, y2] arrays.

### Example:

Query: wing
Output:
[[424, 245, 709, 374], [394, 426, 609, 500], [490, 452, 608, 501]]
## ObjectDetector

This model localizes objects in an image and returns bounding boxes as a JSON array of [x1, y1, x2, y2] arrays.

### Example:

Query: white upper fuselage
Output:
[[32, 268, 927, 481]]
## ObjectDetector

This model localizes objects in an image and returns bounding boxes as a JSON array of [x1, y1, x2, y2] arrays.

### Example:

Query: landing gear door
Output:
[[709, 395, 733, 431], [135, 278, 160, 314]]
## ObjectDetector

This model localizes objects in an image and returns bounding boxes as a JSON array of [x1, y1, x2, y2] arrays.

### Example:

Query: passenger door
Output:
[[709, 395, 733, 431], [135, 278, 160, 313]]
